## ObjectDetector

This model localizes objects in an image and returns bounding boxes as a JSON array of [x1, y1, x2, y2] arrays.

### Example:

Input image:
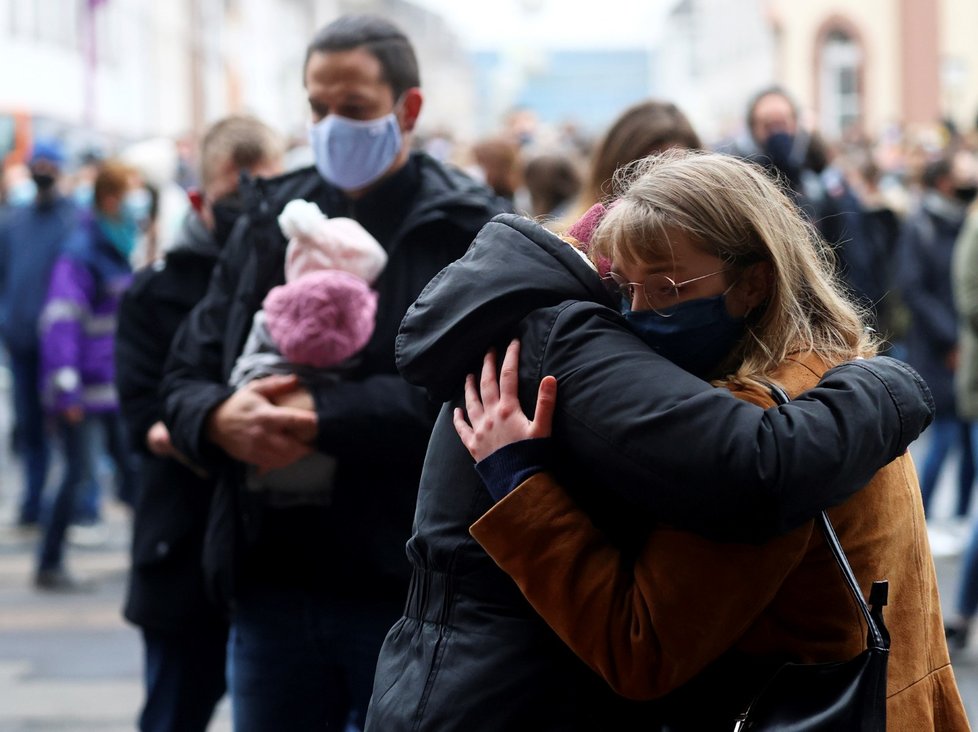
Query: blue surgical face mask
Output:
[[7, 179, 37, 207], [96, 213, 139, 260], [123, 188, 152, 226], [621, 294, 746, 379], [73, 182, 94, 210], [309, 108, 403, 191]]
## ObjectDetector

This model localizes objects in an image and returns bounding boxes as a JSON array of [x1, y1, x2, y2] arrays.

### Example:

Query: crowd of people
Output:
[[0, 11, 976, 732]]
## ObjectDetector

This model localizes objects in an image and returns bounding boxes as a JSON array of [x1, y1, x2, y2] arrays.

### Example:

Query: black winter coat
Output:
[[897, 192, 968, 415], [366, 214, 935, 731], [161, 154, 509, 607], [116, 213, 225, 631]]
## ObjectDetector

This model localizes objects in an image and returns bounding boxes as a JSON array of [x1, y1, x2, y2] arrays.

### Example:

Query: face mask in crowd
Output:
[[210, 191, 245, 246], [762, 132, 805, 185], [620, 292, 746, 379], [97, 214, 139, 260], [308, 104, 402, 191], [955, 185, 978, 205], [73, 183, 94, 210], [6, 178, 37, 207], [123, 188, 153, 226], [31, 172, 57, 193], [96, 188, 149, 260]]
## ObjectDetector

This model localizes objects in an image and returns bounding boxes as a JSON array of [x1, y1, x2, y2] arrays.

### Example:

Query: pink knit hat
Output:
[[279, 199, 387, 284], [262, 270, 377, 368], [566, 202, 607, 248]]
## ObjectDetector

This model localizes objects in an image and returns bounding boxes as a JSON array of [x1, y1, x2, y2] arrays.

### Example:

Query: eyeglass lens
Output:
[[605, 272, 681, 315]]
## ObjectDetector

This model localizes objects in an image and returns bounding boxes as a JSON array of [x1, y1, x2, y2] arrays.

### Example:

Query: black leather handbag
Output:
[[732, 385, 891, 731]]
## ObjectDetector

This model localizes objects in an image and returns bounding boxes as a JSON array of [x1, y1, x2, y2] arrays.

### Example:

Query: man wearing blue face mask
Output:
[[160, 14, 509, 732], [35, 159, 142, 591]]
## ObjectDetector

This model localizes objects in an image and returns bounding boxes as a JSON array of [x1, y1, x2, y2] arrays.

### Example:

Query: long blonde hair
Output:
[[589, 149, 877, 383]]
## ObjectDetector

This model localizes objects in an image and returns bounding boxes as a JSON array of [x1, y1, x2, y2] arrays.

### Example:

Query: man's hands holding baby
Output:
[[206, 374, 318, 471]]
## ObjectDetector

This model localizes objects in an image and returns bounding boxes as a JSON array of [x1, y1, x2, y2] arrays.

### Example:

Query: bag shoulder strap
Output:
[[766, 383, 890, 653]]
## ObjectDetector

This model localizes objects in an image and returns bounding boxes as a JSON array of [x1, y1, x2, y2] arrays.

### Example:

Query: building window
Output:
[[818, 29, 862, 140], [7, 0, 78, 49]]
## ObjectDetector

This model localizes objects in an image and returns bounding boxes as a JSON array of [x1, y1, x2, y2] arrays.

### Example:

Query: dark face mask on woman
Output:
[[621, 293, 746, 379]]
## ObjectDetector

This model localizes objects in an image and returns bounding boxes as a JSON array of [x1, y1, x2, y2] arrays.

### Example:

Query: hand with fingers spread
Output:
[[205, 373, 319, 471], [453, 339, 557, 462]]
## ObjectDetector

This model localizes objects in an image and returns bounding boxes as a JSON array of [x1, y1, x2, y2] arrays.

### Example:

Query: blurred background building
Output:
[[1, 0, 977, 169], [0, 0, 477, 163], [659, 0, 978, 145]]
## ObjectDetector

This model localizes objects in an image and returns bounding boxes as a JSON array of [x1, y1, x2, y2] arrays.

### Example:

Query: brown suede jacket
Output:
[[470, 353, 970, 730]]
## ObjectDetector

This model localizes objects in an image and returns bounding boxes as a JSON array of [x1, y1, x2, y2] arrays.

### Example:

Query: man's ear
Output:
[[399, 88, 423, 133]]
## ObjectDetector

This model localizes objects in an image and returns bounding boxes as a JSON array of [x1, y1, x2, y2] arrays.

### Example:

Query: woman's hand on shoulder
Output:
[[453, 339, 557, 462]]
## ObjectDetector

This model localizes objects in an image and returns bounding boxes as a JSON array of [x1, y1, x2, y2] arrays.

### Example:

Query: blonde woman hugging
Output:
[[455, 151, 968, 730]]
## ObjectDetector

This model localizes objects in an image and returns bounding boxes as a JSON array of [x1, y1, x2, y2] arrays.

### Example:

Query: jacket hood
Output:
[[166, 211, 221, 263], [396, 213, 617, 401]]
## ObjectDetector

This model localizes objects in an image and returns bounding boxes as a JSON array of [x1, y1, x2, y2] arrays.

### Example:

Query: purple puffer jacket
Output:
[[39, 217, 133, 415]]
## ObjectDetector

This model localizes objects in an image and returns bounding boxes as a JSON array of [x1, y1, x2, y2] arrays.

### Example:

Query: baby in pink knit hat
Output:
[[230, 199, 387, 504]]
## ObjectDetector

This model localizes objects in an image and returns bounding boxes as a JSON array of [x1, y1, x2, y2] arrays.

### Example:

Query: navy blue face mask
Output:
[[762, 131, 803, 187], [621, 294, 746, 379]]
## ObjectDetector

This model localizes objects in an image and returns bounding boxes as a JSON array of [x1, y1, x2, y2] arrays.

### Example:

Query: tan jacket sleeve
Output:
[[470, 474, 811, 700], [468, 362, 828, 701]]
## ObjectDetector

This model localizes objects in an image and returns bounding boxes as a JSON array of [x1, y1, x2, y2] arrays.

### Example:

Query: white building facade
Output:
[[0, 0, 476, 161]]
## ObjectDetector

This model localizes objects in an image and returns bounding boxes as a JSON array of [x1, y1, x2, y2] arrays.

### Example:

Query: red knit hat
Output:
[[262, 270, 377, 368]]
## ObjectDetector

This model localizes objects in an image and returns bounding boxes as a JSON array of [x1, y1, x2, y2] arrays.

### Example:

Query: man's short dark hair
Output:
[[304, 15, 420, 98], [745, 85, 799, 132]]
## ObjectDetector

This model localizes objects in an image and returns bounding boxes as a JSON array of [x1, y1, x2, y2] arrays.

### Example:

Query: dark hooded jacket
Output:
[[116, 212, 226, 631], [366, 213, 934, 731], [160, 154, 509, 608]]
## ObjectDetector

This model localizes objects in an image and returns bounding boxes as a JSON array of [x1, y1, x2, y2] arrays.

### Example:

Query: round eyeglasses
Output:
[[603, 267, 732, 316]]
